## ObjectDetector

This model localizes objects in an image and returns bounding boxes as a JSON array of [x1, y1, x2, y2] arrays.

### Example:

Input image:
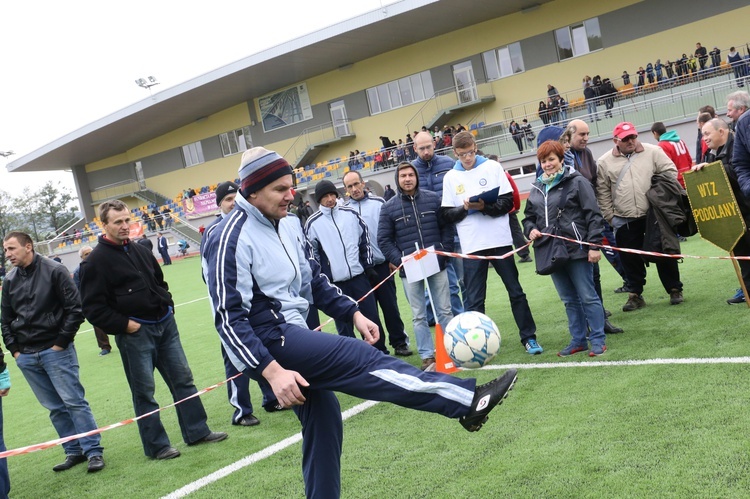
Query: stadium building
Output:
[[7, 0, 749, 260]]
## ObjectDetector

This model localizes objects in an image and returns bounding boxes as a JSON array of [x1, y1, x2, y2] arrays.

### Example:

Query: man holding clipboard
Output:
[[440, 132, 542, 355]]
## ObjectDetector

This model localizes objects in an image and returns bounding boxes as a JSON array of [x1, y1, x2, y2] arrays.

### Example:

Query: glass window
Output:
[[554, 27, 573, 60], [365, 71, 434, 115], [421, 72, 434, 98], [482, 42, 525, 81], [388, 81, 401, 108], [410, 74, 425, 101], [367, 87, 381, 114], [483, 51, 500, 81], [182, 142, 204, 167], [509, 43, 525, 74], [584, 18, 602, 52], [219, 127, 252, 157], [377, 85, 392, 112], [555, 17, 602, 61], [399, 77, 413, 106]]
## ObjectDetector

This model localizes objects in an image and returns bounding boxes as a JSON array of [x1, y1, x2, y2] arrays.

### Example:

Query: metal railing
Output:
[[90, 179, 141, 203], [502, 41, 750, 122], [405, 81, 495, 134], [284, 119, 353, 168], [294, 75, 746, 194]]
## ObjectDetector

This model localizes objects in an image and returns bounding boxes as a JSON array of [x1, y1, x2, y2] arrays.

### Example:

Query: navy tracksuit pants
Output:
[[333, 273, 388, 353], [221, 345, 277, 422], [257, 322, 476, 499]]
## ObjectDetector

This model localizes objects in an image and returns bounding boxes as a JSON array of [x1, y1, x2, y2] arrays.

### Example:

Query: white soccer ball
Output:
[[444, 311, 501, 368]]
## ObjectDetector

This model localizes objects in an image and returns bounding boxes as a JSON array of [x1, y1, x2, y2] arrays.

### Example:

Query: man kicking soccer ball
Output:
[[203, 147, 518, 499]]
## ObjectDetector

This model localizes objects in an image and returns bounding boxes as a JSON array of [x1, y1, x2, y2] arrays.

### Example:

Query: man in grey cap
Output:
[[201, 181, 283, 425]]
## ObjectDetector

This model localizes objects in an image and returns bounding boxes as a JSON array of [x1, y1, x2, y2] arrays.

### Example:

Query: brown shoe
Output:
[[669, 289, 684, 305], [420, 357, 436, 371], [622, 293, 646, 312]]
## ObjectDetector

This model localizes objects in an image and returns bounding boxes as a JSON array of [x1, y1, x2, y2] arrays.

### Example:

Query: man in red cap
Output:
[[596, 122, 684, 311]]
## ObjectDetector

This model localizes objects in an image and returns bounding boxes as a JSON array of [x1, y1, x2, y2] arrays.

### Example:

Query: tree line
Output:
[[0, 181, 79, 253]]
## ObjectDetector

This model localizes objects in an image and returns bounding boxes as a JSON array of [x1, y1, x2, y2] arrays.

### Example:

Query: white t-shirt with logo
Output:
[[441, 159, 513, 254]]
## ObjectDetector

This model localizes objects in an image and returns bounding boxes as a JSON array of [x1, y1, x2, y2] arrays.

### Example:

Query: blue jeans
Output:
[[402, 270, 453, 359], [0, 398, 9, 499], [15, 345, 102, 458], [550, 259, 605, 348], [115, 314, 210, 457], [462, 245, 537, 345], [586, 101, 599, 120]]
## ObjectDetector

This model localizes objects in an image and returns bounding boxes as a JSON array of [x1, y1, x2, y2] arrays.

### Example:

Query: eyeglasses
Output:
[[455, 149, 477, 159], [618, 135, 638, 142]]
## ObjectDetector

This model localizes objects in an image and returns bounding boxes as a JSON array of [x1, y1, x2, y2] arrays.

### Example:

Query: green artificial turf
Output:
[[4, 234, 750, 498]]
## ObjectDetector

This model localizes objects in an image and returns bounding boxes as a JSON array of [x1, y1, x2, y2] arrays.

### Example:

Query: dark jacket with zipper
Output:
[[522, 169, 604, 261], [378, 164, 453, 276], [80, 236, 174, 335], [1, 253, 84, 355], [643, 172, 685, 258]]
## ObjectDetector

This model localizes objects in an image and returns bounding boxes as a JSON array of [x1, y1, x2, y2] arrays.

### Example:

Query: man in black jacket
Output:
[[80, 200, 227, 460], [378, 163, 453, 371], [136, 234, 153, 252], [697, 118, 750, 304], [1, 232, 104, 473]]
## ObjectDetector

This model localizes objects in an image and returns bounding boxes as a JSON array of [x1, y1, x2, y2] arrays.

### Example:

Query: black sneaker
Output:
[[459, 369, 517, 432], [518, 255, 533, 263], [727, 289, 745, 304], [263, 402, 288, 413], [394, 344, 413, 357], [233, 415, 260, 426], [669, 289, 684, 305]]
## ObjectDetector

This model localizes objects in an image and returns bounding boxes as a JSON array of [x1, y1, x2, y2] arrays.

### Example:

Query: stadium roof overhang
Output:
[[8, 0, 552, 173]]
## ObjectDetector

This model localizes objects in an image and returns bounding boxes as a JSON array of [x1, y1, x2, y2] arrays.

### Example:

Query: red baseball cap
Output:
[[613, 122, 638, 139]]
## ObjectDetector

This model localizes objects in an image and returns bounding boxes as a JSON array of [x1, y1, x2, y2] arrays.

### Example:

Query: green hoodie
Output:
[[659, 130, 681, 142]]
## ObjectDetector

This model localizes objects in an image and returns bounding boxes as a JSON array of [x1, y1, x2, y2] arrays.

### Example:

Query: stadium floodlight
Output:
[[135, 76, 160, 93]]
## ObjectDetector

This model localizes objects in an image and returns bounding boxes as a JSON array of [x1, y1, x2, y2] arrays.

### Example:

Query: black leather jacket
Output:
[[1, 253, 84, 355]]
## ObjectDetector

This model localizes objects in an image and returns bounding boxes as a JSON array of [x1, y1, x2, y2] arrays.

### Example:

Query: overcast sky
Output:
[[0, 0, 399, 195]]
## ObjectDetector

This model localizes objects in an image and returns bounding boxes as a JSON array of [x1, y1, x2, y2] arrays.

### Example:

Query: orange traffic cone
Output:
[[434, 323, 458, 373]]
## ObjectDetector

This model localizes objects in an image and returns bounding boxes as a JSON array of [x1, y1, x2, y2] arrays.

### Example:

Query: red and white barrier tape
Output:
[[0, 373, 242, 459], [5, 236, 741, 459]]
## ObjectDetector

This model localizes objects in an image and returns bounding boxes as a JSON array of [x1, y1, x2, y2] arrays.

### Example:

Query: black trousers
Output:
[[333, 273, 387, 353], [372, 262, 410, 348], [614, 217, 682, 295], [508, 212, 530, 258], [732, 232, 750, 290]]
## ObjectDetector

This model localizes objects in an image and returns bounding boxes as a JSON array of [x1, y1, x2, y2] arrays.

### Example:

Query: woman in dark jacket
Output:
[[509, 120, 523, 153], [522, 140, 607, 357], [538, 101, 549, 125]]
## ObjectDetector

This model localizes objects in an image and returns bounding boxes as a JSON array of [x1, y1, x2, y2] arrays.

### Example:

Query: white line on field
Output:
[[163, 356, 750, 497], [478, 356, 750, 369], [77, 296, 209, 335], [161, 400, 378, 499]]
